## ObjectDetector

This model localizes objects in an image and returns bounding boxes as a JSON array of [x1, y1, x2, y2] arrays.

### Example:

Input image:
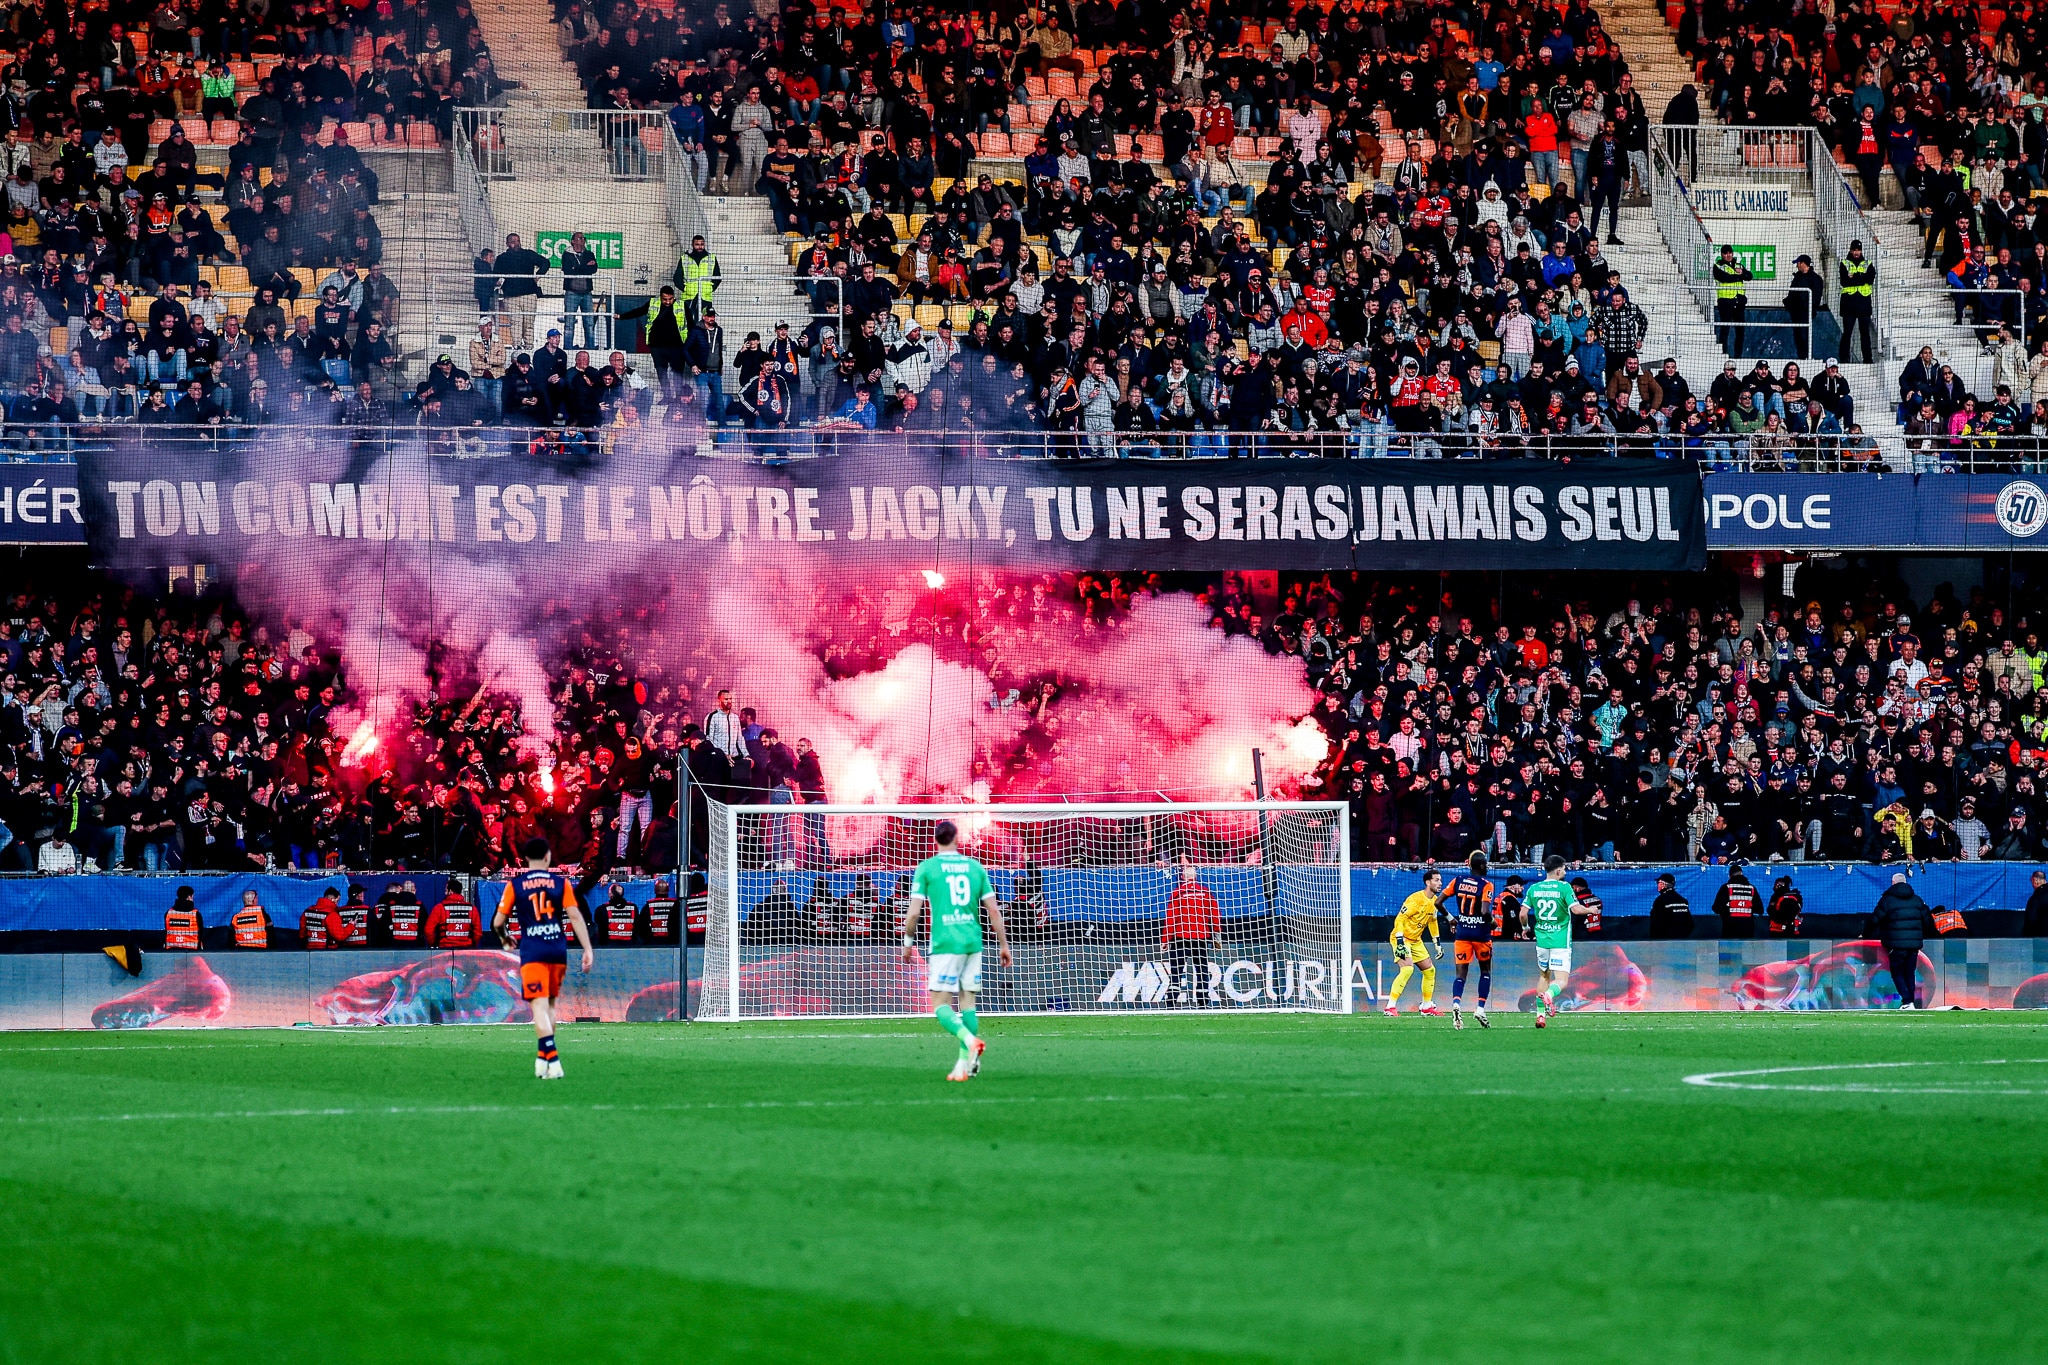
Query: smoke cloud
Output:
[[104, 433, 1329, 803]]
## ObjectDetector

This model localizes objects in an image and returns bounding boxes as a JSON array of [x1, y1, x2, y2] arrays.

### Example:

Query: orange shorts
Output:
[[521, 961, 566, 1001], [1454, 940, 1493, 966]]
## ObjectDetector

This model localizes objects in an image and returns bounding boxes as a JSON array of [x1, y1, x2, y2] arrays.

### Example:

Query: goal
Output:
[[698, 800, 1351, 1020]]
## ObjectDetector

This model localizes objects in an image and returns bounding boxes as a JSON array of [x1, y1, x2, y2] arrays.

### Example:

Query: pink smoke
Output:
[[172, 443, 1330, 808]]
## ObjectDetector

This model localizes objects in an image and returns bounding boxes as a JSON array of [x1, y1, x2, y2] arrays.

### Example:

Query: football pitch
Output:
[[3, 1012, 2045, 1365]]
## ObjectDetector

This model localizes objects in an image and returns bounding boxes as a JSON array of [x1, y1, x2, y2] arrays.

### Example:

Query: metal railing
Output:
[[451, 115, 500, 262], [1653, 124, 1817, 188], [1806, 129, 1890, 358], [1648, 137, 1720, 330], [459, 107, 673, 183], [663, 120, 711, 252], [4, 421, 2040, 473]]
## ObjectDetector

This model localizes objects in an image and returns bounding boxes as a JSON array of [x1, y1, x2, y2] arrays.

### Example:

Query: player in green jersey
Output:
[[1520, 854, 1591, 1027], [900, 820, 1014, 1081]]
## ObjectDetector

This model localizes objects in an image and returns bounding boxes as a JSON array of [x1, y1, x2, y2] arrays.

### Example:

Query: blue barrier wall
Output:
[[5, 862, 2037, 935]]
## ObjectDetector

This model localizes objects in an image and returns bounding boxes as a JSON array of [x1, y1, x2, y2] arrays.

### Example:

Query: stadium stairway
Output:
[[1596, 0, 1696, 115], [701, 194, 819, 384], [472, 0, 585, 107], [445, 0, 680, 369], [1604, 204, 1727, 378], [1866, 207, 1999, 407], [1599, 0, 1954, 457], [370, 189, 475, 371]]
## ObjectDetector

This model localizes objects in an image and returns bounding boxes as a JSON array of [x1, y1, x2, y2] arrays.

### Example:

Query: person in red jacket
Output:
[[300, 888, 341, 949], [1163, 862, 1222, 1007], [424, 877, 480, 948]]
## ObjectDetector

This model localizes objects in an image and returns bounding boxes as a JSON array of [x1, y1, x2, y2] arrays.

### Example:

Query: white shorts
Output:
[[928, 951, 983, 995], [1536, 946, 1573, 976]]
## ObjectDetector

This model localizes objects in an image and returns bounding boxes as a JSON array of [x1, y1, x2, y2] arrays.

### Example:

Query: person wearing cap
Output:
[[618, 286, 690, 404], [1838, 239, 1876, 363], [1782, 253, 1825, 358], [1646, 872, 1696, 939], [1712, 243, 1753, 355]]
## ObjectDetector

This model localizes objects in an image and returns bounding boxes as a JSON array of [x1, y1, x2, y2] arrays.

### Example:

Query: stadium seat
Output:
[[1231, 136, 1258, 158], [405, 123, 441, 148], [1048, 72, 1079, 99], [1256, 136, 1284, 157], [228, 61, 256, 87], [1113, 134, 1133, 157], [342, 121, 372, 146], [913, 304, 945, 329], [211, 119, 239, 143], [149, 119, 174, 143], [640, 125, 665, 155], [979, 131, 1011, 156], [1136, 134, 1164, 161]]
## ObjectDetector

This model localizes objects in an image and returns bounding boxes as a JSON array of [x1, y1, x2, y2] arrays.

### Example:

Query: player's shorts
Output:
[[1454, 939, 1493, 966], [1535, 946, 1572, 976], [928, 951, 983, 995], [521, 961, 566, 1001], [1394, 934, 1431, 962]]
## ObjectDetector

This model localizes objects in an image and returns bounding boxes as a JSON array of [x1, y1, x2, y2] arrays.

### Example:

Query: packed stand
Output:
[[0, 0, 523, 447], [0, 552, 2039, 877], [1676, 0, 2048, 462], [529, 0, 1875, 460]]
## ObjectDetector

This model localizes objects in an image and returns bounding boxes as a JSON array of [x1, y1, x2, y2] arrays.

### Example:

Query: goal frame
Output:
[[701, 799, 1352, 1021]]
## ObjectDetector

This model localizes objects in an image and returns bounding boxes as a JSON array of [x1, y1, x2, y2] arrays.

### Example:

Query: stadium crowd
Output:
[[587, 0, 2038, 464], [0, 0, 522, 444], [4, 0, 2048, 465], [0, 552, 2040, 876]]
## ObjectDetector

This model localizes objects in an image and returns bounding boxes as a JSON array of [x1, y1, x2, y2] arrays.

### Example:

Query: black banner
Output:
[[77, 441, 1705, 572]]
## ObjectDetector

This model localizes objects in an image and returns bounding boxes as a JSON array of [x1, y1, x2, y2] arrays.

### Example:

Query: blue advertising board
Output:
[[0, 465, 83, 544], [1701, 472, 2048, 550]]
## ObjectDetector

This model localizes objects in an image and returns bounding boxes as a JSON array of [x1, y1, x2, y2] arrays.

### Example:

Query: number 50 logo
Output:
[[1995, 480, 2048, 538]]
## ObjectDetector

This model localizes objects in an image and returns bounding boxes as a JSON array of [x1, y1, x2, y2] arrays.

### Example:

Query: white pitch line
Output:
[[0, 1088, 1381, 1128], [1683, 1059, 2048, 1094]]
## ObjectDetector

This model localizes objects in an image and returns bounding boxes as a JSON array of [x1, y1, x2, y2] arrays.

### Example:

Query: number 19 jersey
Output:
[[910, 852, 991, 955]]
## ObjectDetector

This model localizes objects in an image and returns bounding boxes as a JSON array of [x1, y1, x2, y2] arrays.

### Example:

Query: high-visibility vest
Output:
[[1579, 893, 1603, 933], [389, 901, 421, 944], [677, 253, 717, 302], [1723, 882, 1759, 918], [164, 907, 201, 950], [338, 904, 368, 943], [602, 899, 638, 944], [1841, 259, 1873, 297], [1713, 262, 1749, 301], [437, 899, 477, 948], [645, 897, 678, 940], [302, 903, 332, 949], [232, 906, 268, 949]]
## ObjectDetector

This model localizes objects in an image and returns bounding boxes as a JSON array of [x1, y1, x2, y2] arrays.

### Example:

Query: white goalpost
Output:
[[698, 800, 1352, 1020]]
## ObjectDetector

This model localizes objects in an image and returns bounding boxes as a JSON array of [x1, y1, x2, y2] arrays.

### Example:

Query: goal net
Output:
[[699, 800, 1350, 1019]]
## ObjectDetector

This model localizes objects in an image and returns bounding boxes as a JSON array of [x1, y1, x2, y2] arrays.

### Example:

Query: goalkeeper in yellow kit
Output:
[[1382, 869, 1445, 1017]]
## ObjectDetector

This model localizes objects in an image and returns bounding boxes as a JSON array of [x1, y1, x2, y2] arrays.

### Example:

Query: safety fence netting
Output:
[[75, 429, 1360, 886]]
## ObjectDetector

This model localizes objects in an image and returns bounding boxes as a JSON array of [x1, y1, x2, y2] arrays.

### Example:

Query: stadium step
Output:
[[472, 0, 586, 105]]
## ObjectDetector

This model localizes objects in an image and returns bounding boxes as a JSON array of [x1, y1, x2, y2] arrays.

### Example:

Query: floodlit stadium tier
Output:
[[699, 801, 1351, 1019]]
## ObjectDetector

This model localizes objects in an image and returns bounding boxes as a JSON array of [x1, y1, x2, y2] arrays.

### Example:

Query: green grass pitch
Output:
[[3, 1012, 2046, 1365]]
